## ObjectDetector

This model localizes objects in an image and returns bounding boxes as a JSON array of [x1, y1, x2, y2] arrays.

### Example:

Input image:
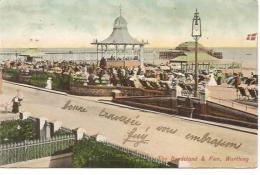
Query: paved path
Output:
[[207, 85, 257, 115], [0, 82, 257, 168]]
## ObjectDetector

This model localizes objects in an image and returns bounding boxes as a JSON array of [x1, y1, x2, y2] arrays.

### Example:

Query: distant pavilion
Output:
[[91, 9, 148, 68], [19, 48, 44, 62]]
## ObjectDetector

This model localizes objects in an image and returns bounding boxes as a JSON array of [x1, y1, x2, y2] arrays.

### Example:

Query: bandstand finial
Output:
[[119, 4, 122, 16]]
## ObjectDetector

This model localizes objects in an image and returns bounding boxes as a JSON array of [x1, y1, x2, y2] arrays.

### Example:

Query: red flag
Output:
[[246, 33, 257, 40], [251, 33, 257, 40], [246, 34, 250, 40], [251, 36, 256, 40]]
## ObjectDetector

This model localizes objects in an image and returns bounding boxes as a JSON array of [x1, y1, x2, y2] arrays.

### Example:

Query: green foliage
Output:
[[2, 68, 20, 80], [0, 134, 75, 165], [51, 73, 72, 91], [3, 68, 72, 91], [53, 128, 73, 137], [30, 72, 49, 87], [72, 138, 168, 168], [3, 68, 20, 75], [0, 119, 38, 144]]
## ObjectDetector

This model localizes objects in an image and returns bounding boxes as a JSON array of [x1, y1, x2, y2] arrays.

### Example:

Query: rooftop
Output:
[[19, 48, 44, 57], [170, 51, 221, 63], [176, 41, 206, 51], [93, 14, 145, 45]]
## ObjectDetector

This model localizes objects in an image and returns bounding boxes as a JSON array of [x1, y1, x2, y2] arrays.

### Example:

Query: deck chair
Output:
[[248, 89, 258, 100], [181, 89, 190, 96], [185, 85, 194, 95], [164, 82, 172, 90], [238, 87, 250, 100], [139, 79, 151, 89], [179, 83, 187, 90], [144, 80, 153, 89], [129, 80, 136, 88], [149, 81, 160, 90], [159, 81, 166, 89]]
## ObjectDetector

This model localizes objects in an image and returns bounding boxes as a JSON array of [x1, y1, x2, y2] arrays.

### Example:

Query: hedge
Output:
[[2, 68, 72, 91], [30, 72, 49, 88], [0, 119, 38, 144], [2, 68, 20, 81], [72, 138, 168, 168]]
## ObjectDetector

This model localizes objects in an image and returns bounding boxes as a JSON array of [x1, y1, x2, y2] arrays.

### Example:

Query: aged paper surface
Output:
[[0, 0, 258, 169]]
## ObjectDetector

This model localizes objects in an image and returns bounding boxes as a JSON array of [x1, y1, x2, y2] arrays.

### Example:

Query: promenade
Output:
[[207, 85, 257, 115], [0, 82, 257, 168]]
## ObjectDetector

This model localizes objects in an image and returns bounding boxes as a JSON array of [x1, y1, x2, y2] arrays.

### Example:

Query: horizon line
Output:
[[0, 46, 258, 49]]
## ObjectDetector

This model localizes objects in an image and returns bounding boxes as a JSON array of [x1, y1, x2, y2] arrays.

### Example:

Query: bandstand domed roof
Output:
[[98, 15, 142, 45], [114, 16, 127, 29]]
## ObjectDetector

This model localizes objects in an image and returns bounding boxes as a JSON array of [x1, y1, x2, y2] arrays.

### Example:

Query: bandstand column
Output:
[[105, 45, 108, 59], [101, 45, 104, 58], [115, 45, 118, 60], [96, 44, 99, 66], [124, 44, 126, 58], [140, 44, 144, 69], [132, 45, 135, 59]]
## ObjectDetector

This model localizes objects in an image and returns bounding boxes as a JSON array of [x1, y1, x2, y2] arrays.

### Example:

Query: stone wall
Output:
[[115, 96, 177, 109], [70, 85, 167, 97], [2, 70, 167, 97], [107, 60, 140, 68], [1, 153, 73, 168], [18, 75, 32, 84], [113, 96, 257, 128]]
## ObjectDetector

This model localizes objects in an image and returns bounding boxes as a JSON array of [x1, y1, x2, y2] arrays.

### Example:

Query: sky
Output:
[[0, 0, 258, 48]]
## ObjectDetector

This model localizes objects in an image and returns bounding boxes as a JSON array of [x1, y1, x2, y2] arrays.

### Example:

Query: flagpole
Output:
[[246, 33, 258, 76], [257, 33, 258, 77]]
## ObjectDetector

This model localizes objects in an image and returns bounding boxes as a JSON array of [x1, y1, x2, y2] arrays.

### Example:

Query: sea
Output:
[[0, 47, 257, 70]]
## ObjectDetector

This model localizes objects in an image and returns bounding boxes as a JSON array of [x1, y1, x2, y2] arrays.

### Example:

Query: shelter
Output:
[[170, 52, 221, 64], [170, 51, 241, 73], [19, 48, 44, 62]]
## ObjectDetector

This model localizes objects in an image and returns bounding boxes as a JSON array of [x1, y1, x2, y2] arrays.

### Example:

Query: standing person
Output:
[[46, 77, 52, 90], [234, 73, 241, 89], [12, 90, 23, 113], [208, 73, 217, 86], [216, 71, 223, 85]]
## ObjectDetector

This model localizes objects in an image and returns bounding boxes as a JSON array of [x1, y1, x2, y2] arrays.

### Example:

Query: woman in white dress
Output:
[[46, 77, 52, 89], [207, 73, 217, 86]]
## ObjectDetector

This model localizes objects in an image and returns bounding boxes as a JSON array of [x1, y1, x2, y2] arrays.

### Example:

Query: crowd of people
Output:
[[106, 55, 139, 61], [226, 72, 258, 101], [1, 57, 258, 102]]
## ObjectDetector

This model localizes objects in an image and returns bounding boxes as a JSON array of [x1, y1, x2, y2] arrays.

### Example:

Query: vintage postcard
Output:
[[0, 0, 258, 169]]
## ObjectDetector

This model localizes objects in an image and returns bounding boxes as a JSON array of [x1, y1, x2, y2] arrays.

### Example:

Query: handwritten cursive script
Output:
[[62, 100, 88, 112], [123, 127, 150, 147], [185, 132, 242, 149], [156, 126, 178, 135], [98, 108, 142, 126]]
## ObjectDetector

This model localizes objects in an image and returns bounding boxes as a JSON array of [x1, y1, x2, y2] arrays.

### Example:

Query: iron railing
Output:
[[0, 134, 75, 165], [102, 141, 169, 166]]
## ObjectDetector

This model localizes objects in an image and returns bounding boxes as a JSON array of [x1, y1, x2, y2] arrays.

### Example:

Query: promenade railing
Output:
[[0, 134, 76, 165], [102, 141, 170, 167], [208, 96, 257, 114], [82, 134, 172, 167]]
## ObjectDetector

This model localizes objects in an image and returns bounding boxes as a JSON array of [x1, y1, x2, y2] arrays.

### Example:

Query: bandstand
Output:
[[91, 10, 148, 68]]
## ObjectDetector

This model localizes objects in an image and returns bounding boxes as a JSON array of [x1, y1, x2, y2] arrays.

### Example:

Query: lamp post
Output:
[[192, 9, 202, 97]]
